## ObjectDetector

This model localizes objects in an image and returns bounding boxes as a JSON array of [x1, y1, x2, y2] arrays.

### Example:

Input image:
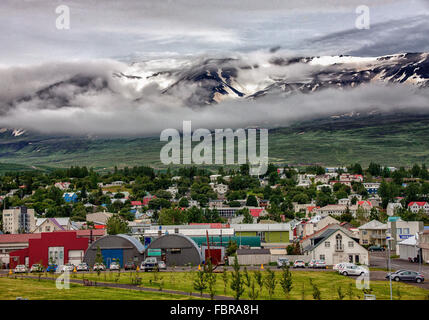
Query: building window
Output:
[[403, 228, 410, 235], [348, 255, 353, 263], [397, 228, 402, 234], [325, 241, 330, 247], [320, 255, 325, 261], [336, 234, 343, 251], [363, 240, 368, 244], [348, 241, 354, 248], [362, 230, 367, 235]]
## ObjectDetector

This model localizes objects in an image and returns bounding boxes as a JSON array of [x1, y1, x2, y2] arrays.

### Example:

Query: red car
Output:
[[124, 262, 137, 270]]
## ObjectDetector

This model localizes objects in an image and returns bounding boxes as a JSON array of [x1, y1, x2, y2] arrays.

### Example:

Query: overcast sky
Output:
[[0, 0, 428, 136], [1, 0, 429, 65]]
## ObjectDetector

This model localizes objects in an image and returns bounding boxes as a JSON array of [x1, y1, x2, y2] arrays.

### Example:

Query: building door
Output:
[[49, 247, 64, 265], [101, 249, 123, 268], [24, 256, 29, 267], [68, 250, 84, 266]]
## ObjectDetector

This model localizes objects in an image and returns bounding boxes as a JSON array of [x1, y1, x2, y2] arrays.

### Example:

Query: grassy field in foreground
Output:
[[77, 270, 428, 300], [0, 276, 203, 300]]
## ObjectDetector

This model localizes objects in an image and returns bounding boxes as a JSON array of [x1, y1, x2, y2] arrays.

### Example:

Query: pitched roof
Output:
[[358, 200, 372, 207], [303, 228, 359, 252], [237, 248, 270, 255], [408, 202, 428, 207], [249, 208, 264, 217], [358, 220, 387, 230]]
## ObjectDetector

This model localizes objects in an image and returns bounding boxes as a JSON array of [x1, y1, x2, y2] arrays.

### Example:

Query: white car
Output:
[[308, 259, 317, 268], [14, 264, 28, 273], [64, 263, 75, 272], [109, 262, 120, 271], [93, 263, 106, 271], [340, 265, 369, 276], [333, 262, 355, 271], [293, 260, 306, 268], [314, 260, 327, 269]]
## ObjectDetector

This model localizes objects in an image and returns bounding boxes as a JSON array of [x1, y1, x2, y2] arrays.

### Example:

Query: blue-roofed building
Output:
[[63, 192, 78, 203]]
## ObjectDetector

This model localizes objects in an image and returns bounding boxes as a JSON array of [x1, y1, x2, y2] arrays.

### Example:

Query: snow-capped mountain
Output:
[[7, 52, 429, 109]]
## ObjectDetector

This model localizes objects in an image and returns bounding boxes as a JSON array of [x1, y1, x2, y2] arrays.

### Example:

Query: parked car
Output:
[[140, 257, 159, 272], [158, 261, 167, 270], [386, 270, 424, 283], [314, 260, 327, 269], [368, 245, 385, 252], [63, 263, 75, 272], [124, 261, 137, 270], [30, 264, 44, 273], [333, 262, 355, 271], [76, 263, 89, 272], [308, 259, 317, 268], [109, 262, 120, 271], [46, 264, 58, 272], [293, 260, 306, 268], [57, 265, 66, 273], [14, 264, 28, 273], [340, 265, 369, 276], [93, 263, 106, 271], [276, 258, 290, 268]]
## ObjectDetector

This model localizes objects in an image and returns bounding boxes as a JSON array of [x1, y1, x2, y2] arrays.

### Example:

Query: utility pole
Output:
[[387, 238, 393, 300]]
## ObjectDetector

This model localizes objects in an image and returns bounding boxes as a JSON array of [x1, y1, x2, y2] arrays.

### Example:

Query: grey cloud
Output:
[[0, 57, 429, 137]]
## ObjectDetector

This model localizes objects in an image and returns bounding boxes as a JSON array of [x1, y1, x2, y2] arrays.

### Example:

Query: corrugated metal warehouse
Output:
[[145, 233, 203, 266], [83, 234, 145, 268]]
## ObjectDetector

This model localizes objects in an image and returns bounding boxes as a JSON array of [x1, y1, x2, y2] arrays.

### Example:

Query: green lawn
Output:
[[77, 270, 429, 300], [0, 276, 203, 300]]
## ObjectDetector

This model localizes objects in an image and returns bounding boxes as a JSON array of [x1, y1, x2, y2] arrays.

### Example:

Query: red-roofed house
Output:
[[143, 195, 157, 206], [408, 201, 429, 214], [131, 201, 143, 207]]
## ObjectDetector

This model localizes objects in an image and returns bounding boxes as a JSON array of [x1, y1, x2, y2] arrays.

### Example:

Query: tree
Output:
[[337, 286, 345, 300], [158, 208, 185, 225], [242, 209, 254, 224], [206, 260, 217, 300], [178, 197, 189, 208], [230, 255, 245, 300], [95, 246, 104, 276], [106, 214, 130, 235], [253, 269, 263, 291], [263, 268, 277, 300], [248, 280, 259, 300], [222, 267, 229, 295], [279, 265, 293, 298], [226, 240, 238, 256], [246, 195, 258, 207], [193, 268, 207, 296], [309, 278, 321, 300]]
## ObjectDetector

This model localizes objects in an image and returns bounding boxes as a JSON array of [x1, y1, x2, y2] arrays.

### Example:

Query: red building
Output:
[[9, 231, 90, 269]]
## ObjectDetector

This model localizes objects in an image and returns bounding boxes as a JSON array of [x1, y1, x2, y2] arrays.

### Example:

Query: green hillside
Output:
[[1, 114, 429, 172]]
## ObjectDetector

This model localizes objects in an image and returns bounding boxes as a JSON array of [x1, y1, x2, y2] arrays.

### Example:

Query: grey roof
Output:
[[237, 249, 270, 255], [358, 220, 387, 230], [116, 234, 145, 254]]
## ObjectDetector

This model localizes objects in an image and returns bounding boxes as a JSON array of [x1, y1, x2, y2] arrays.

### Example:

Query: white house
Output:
[[302, 228, 369, 265], [408, 202, 429, 214], [386, 203, 403, 216]]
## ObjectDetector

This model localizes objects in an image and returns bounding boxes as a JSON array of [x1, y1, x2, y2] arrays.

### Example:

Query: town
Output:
[[0, 162, 428, 300]]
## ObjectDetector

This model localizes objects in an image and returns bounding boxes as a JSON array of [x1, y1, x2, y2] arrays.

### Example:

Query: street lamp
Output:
[[386, 235, 393, 301]]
